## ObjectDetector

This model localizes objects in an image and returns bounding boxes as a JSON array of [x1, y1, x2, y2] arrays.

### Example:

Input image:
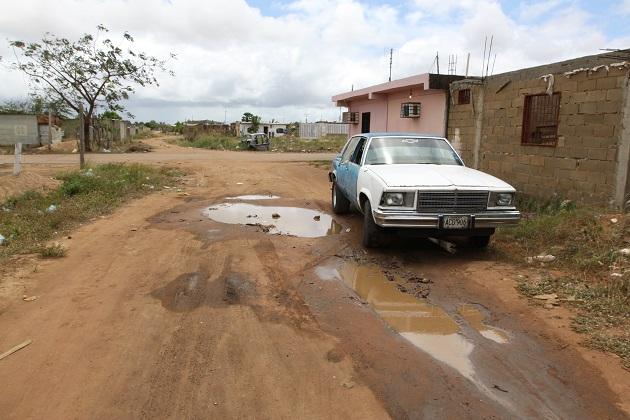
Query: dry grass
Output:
[[496, 196, 630, 367]]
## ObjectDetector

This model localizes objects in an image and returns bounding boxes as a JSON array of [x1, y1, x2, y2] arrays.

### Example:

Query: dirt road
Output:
[[1, 139, 628, 419]]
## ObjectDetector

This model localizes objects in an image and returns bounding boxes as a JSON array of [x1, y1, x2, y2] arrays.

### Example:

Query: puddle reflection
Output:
[[204, 203, 342, 238]]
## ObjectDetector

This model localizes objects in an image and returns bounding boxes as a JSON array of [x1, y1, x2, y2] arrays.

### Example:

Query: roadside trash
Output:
[[313, 215, 321, 221], [46, 204, 58, 213], [272, 213, 281, 219], [619, 248, 630, 256], [130, 227, 138, 232], [610, 272, 623, 278], [72, 148, 78, 153], [345, 228, 351, 233], [342, 381, 355, 389], [0, 234, 5, 246], [0, 339, 32, 361], [532, 254, 556, 263], [236, 182, 244, 185], [559, 199, 573, 209], [611, 218, 619, 224], [22, 295, 38, 302], [102, 148, 111, 153]]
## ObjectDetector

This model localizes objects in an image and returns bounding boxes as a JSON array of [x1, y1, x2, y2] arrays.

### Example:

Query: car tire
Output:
[[332, 181, 350, 214], [362, 200, 381, 248], [470, 235, 492, 248]]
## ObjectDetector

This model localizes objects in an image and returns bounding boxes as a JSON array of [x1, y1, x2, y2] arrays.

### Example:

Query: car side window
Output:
[[350, 137, 367, 165], [341, 137, 360, 162]]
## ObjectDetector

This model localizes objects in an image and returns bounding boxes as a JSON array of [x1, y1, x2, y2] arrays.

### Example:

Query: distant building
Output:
[[234, 121, 288, 137], [0, 114, 63, 146], [332, 74, 464, 137]]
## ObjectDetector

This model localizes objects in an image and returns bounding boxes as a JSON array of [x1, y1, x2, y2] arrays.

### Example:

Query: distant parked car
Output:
[[242, 133, 270, 151], [329, 133, 520, 248]]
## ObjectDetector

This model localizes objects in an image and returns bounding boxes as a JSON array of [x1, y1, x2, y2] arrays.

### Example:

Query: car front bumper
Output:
[[372, 209, 521, 229]]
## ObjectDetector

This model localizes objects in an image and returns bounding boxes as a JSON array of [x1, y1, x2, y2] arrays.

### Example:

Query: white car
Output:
[[329, 133, 520, 247]]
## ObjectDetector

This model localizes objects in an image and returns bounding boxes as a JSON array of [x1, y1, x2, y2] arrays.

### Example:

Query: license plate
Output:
[[442, 215, 471, 229]]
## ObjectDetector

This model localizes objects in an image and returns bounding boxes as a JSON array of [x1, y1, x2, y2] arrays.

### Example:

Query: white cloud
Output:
[[620, 0, 630, 14], [0, 0, 625, 123]]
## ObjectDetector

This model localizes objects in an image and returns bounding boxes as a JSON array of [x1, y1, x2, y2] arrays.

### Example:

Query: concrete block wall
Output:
[[448, 53, 630, 207]]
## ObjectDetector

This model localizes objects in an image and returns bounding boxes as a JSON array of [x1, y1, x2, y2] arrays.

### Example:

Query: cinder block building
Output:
[[447, 51, 630, 207]]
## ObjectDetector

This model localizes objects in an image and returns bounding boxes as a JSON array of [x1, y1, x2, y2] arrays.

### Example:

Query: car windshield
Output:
[[363, 137, 463, 166]]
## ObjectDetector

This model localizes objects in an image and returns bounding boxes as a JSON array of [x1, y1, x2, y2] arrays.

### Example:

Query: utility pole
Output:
[[47, 109, 52, 151], [388, 48, 393, 82], [436, 52, 440, 74], [79, 104, 86, 169], [465, 52, 470, 77]]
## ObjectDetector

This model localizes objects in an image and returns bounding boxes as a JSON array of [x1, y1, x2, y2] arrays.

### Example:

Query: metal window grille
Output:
[[521, 93, 560, 147], [458, 89, 471, 105], [400, 102, 421, 118], [342, 112, 359, 124]]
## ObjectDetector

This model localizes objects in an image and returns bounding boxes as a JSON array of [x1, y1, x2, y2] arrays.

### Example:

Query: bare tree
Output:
[[8, 25, 173, 150]]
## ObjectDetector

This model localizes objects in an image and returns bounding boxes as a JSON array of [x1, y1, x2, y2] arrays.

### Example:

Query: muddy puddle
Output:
[[459, 304, 509, 344], [315, 259, 511, 402], [203, 203, 342, 238], [226, 194, 279, 200]]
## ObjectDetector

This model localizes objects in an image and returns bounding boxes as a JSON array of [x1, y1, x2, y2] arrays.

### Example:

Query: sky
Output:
[[0, 0, 629, 124]]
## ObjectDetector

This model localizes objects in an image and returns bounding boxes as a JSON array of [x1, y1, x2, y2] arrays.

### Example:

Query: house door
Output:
[[263, 126, 269, 134], [361, 112, 371, 134]]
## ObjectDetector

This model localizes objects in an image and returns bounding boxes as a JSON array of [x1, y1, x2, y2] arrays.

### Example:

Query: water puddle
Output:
[[458, 305, 509, 344], [226, 194, 279, 200], [203, 203, 343, 238], [315, 259, 514, 409], [331, 262, 470, 374]]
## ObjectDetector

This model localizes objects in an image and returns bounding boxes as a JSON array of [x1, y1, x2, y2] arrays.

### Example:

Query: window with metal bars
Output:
[[521, 93, 560, 146], [458, 89, 471, 105]]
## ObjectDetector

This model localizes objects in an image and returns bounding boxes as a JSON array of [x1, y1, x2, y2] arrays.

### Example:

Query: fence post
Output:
[[13, 143, 22, 176], [48, 110, 52, 151]]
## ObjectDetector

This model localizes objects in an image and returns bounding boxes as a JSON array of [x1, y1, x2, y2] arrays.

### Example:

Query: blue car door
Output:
[[336, 136, 360, 198], [346, 137, 367, 204]]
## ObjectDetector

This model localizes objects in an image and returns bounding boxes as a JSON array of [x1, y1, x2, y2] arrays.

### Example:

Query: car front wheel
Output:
[[332, 181, 350, 214], [362, 200, 382, 248]]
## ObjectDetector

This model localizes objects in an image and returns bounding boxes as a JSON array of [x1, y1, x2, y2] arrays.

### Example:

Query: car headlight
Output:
[[489, 192, 515, 207], [381, 192, 414, 207]]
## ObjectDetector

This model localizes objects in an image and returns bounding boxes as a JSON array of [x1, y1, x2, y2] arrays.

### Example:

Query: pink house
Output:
[[332, 73, 463, 137]]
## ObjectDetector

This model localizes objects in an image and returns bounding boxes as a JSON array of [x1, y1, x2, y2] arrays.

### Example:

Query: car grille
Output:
[[417, 191, 488, 213]]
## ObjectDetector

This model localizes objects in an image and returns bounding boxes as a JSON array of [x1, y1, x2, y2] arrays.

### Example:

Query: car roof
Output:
[[356, 132, 446, 139]]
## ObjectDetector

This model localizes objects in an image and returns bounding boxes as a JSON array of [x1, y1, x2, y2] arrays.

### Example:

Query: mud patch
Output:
[[151, 272, 208, 312], [204, 203, 342, 238], [223, 274, 255, 305], [326, 348, 345, 363]]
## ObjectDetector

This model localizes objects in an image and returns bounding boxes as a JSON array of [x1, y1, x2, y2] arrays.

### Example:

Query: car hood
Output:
[[366, 164, 514, 189]]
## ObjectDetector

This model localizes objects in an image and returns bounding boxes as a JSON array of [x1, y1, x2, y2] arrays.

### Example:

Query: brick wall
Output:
[[448, 53, 630, 207]]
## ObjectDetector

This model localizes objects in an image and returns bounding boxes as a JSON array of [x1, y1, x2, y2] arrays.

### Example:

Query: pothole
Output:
[[203, 203, 343, 238], [314, 258, 513, 406]]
